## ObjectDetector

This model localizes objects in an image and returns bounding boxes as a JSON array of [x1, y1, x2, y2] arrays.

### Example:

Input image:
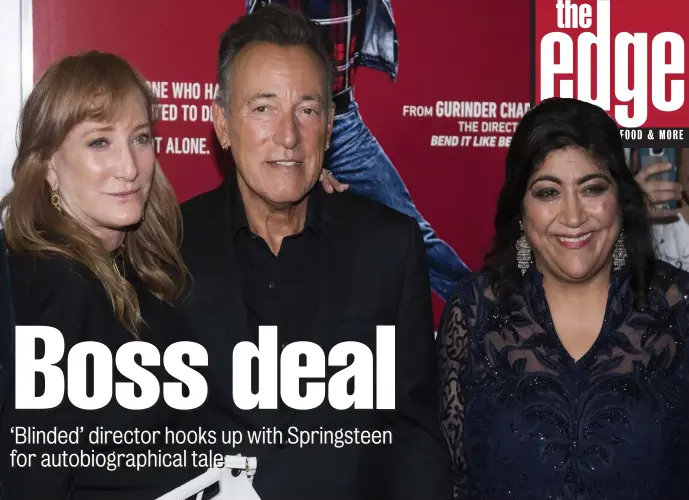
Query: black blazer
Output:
[[0, 250, 199, 500], [0, 234, 14, 500], [178, 179, 453, 500], [0, 234, 14, 413]]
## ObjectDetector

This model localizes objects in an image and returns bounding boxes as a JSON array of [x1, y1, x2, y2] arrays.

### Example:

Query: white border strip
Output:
[[20, 0, 33, 100]]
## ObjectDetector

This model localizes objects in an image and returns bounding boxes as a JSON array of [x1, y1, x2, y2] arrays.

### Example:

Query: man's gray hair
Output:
[[215, 4, 335, 112]]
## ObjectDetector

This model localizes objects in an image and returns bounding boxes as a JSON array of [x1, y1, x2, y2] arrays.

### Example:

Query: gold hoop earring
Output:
[[50, 190, 62, 213]]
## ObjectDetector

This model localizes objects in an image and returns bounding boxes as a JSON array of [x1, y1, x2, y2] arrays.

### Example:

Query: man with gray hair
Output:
[[177, 4, 452, 500], [246, 0, 470, 301]]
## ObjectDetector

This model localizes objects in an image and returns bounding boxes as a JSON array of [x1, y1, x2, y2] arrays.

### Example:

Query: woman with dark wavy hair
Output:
[[437, 97, 689, 499]]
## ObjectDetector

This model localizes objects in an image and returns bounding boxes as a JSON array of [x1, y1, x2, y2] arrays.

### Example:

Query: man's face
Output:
[[213, 42, 334, 208]]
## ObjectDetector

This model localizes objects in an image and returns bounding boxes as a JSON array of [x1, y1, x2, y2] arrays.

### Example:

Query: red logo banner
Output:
[[532, 0, 689, 147]]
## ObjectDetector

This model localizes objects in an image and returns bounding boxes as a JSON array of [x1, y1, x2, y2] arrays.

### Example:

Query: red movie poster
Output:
[[32, 0, 530, 321]]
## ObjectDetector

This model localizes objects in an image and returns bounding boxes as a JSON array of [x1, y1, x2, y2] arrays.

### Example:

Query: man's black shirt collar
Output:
[[227, 171, 323, 238]]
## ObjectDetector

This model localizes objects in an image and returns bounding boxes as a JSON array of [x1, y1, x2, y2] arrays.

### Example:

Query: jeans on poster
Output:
[[326, 95, 470, 300]]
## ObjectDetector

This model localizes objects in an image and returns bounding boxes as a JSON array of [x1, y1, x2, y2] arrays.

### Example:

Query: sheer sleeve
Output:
[[437, 278, 477, 499]]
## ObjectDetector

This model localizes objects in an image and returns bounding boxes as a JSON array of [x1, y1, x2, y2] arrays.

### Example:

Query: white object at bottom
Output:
[[155, 455, 260, 500]]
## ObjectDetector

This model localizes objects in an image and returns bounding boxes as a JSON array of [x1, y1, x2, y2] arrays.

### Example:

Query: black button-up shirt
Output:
[[229, 176, 322, 350]]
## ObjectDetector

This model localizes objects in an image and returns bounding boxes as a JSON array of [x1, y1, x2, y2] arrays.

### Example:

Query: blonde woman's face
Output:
[[47, 95, 155, 248]]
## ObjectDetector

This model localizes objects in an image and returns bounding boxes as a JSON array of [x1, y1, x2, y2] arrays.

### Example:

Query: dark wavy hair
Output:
[[484, 97, 655, 307]]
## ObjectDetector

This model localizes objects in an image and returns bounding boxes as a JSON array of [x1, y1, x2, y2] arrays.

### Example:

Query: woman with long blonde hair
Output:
[[0, 51, 199, 499]]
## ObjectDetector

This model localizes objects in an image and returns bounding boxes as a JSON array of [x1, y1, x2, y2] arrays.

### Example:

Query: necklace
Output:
[[112, 245, 125, 279]]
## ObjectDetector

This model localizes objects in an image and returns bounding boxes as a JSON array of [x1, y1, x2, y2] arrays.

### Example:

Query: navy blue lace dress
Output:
[[437, 260, 689, 499]]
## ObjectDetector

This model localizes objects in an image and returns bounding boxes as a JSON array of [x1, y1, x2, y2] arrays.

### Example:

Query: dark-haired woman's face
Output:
[[523, 147, 621, 284]]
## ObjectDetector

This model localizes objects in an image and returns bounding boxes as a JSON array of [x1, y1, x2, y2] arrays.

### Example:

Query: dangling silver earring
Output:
[[612, 230, 627, 271], [516, 221, 532, 276]]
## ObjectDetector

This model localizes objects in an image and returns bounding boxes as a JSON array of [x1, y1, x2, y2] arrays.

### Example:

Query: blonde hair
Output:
[[0, 50, 189, 336]]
